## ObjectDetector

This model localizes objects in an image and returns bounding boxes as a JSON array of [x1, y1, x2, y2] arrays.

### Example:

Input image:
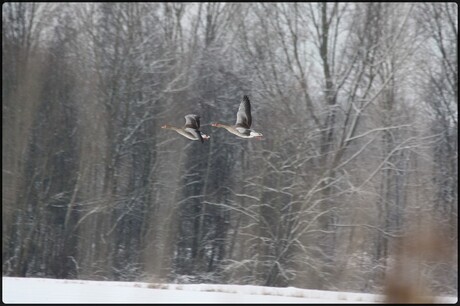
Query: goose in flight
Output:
[[211, 95, 263, 139], [161, 114, 210, 143]]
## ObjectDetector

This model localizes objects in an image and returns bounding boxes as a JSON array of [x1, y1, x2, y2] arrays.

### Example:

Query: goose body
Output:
[[211, 95, 263, 139], [161, 114, 210, 143]]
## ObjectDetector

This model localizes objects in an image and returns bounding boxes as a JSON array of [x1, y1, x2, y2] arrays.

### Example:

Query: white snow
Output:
[[2, 277, 457, 304]]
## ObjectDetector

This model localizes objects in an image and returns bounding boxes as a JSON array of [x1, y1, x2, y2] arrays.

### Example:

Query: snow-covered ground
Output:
[[2, 277, 457, 304]]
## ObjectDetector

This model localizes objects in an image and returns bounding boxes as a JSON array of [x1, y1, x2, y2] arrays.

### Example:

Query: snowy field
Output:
[[2, 277, 457, 304]]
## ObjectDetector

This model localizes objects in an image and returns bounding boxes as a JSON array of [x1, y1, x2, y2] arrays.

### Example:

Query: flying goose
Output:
[[161, 114, 210, 143], [211, 95, 263, 139]]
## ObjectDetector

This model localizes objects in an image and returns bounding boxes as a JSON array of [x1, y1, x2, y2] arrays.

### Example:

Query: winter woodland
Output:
[[2, 2, 457, 297]]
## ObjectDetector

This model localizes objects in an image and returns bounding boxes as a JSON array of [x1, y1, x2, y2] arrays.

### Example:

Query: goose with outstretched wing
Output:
[[162, 114, 210, 143], [211, 95, 263, 139]]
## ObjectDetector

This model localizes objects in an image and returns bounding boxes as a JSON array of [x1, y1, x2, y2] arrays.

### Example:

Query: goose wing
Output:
[[184, 127, 204, 143], [184, 114, 201, 129], [235, 95, 252, 129]]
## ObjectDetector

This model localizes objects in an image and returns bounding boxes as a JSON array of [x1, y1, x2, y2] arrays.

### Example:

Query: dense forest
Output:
[[2, 3, 457, 296]]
